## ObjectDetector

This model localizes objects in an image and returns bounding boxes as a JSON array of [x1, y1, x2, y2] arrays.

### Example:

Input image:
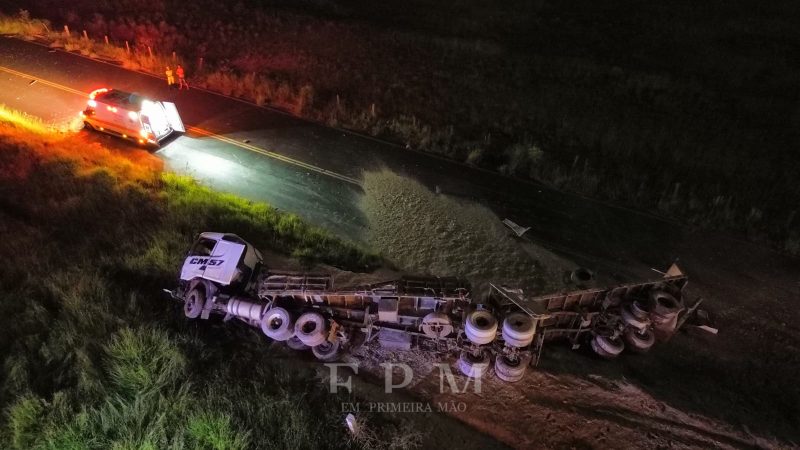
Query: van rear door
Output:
[[162, 102, 185, 133]]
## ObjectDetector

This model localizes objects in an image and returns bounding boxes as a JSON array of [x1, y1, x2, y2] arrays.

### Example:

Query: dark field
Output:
[[6, 0, 799, 254]]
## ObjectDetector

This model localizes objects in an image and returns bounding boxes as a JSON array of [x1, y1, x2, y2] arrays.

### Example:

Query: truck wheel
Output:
[[458, 349, 490, 378], [591, 334, 625, 359], [501, 312, 536, 348], [420, 312, 454, 339], [650, 290, 681, 316], [184, 287, 205, 319], [286, 336, 309, 351], [494, 355, 527, 382], [465, 310, 498, 345], [260, 307, 294, 341], [621, 304, 650, 330], [630, 299, 651, 319], [623, 327, 655, 353], [294, 312, 327, 347], [312, 340, 340, 362]]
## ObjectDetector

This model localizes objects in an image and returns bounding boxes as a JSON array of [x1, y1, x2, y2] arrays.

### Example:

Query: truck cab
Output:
[[179, 232, 263, 294]]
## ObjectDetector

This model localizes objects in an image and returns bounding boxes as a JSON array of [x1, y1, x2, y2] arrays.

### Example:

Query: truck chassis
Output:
[[172, 232, 689, 381]]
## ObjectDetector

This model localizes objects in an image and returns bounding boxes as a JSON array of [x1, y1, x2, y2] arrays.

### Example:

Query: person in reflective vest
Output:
[[165, 66, 175, 88]]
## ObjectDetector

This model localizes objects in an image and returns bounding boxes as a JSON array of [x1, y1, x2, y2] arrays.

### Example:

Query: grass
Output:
[[0, 3, 797, 257], [0, 115, 402, 449]]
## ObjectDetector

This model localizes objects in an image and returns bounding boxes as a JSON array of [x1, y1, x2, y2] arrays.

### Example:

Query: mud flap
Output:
[[163, 102, 185, 132]]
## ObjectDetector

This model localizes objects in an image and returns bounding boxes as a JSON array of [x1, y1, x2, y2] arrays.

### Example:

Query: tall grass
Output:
[[0, 118, 401, 449]]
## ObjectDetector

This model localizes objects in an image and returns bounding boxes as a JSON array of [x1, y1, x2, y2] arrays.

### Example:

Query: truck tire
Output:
[[621, 304, 650, 330], [570, 267, 594, 285], [286, 336, 309, 351], [590, 334, 625, 359], [420, 312, 454, 339], [465, 310, 498, 345], [260, 307, 294, 341], [501, 312, 536, 348], [650, 290, 681, 316], [623, 327, 655, 353], [458, 349, 490, 378], [183, 287, 205, 319], [312, 340, 340, 362], [494, 355, 527, 383], [294, 312, 327, 347], [630, 299, 651, 319]]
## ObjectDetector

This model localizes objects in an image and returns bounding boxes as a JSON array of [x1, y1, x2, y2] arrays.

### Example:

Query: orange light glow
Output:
[[88, 88, 108, 100]]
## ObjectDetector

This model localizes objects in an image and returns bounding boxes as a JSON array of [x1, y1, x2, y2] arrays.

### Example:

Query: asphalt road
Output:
[[0, 36, 710, 277]]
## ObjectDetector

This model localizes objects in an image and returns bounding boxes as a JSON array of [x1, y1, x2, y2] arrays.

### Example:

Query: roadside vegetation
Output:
[[1, 2, 798, 256], [0, 114, 403, 449]]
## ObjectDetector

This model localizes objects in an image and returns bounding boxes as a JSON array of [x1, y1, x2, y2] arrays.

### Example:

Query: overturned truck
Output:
[[170, 232, 689, 381]]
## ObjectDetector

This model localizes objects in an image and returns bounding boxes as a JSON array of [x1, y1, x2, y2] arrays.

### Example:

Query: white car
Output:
[[81, 88, 184, 146]]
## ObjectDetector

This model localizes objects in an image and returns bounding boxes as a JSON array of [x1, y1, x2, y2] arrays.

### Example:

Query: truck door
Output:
[[201, 239, 245, 286], [180, 236, 218, 281], [162, 102, 185, 132]]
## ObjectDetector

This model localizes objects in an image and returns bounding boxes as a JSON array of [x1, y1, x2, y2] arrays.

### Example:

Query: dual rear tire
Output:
[[465, 310, 498, 345], [458, 349, 491, 378], [494, 355, 527, 383], [260, 307, 294, 341]]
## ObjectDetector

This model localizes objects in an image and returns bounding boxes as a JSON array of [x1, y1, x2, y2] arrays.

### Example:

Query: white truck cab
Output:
[[180, 232, 263, 291], [81, 88, 184, 146]]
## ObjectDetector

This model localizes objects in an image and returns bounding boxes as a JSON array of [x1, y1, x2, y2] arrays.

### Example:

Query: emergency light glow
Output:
[[128, 111, 138, 120], [88, 88, 108, 99], [87, 99, 97, 108]]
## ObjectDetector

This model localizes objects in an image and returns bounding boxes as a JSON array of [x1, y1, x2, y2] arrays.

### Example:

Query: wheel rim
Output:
[[269, 317, 283, 330]]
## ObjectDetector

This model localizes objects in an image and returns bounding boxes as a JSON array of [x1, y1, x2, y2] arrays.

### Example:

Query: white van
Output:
[[80, 88, 185, 146]]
